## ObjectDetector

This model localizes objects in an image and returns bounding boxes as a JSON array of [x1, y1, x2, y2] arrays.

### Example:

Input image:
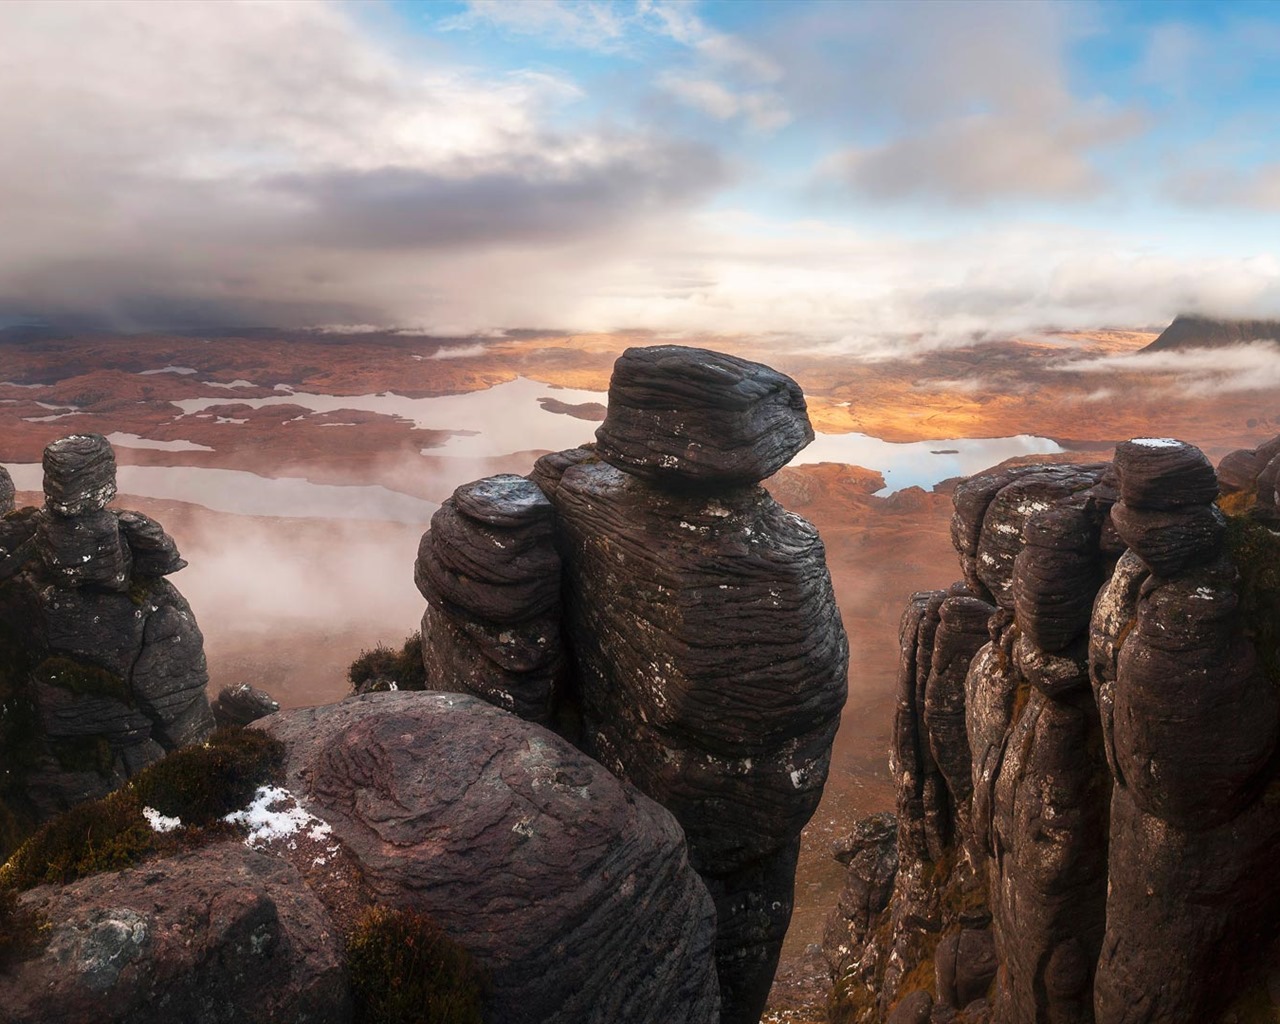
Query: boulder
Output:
[[211, 683, 281, 728], [0, 465, 13, 514], [593, 346, 814, 489], [414, 476, 565, 725], [1113, 438, 1218, 510], [41, 434, 117, 517], [550, 457, 847, 1024], [1217, 434, 1280, 494], [116, 511, 187, 577], [0, 843, 348, 1024], [259, 692, 722, 1024]]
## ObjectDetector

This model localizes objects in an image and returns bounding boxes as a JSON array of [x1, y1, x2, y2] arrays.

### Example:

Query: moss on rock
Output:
[[1225, 514, 1280, 686], [33, 655, 132, 705], [0, 727, 285, 891]]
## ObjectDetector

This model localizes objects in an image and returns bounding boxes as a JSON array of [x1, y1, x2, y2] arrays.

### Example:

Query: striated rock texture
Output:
[[411, 346, 849, 1024], [0, 435, 213, 859], [413, 474, 565, 725], [824, 434, 1280, 1024], [260, 691, 722, 1024], [593, 344, 814, 490], [547, 346, 846, 1024], [0, 843, 348, 1024]]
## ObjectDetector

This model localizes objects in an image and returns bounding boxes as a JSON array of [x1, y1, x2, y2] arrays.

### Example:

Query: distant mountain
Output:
[[1144, 314, 1280, 352]]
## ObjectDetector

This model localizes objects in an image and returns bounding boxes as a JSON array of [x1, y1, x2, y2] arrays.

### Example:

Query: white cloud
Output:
[[1059, 342, 1280, 396]]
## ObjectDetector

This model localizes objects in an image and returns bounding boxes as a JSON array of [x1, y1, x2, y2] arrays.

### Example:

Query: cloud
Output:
[[1058, 342, 1280, 396], [821, 107, 1140, 204], [762, 1, 1142, 203], [0, 1, 725, 329], [1166, 163, 1280, 210]]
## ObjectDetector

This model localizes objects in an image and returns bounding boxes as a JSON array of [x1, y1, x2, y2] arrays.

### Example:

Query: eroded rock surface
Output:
[[0, 435, 213, 858], [411, 346, 849, 1024], [414, 474, 565, 725], [260, 692, 722, 1024], [824, 433, 1280, 1024], [0, 843, 348, 1024]]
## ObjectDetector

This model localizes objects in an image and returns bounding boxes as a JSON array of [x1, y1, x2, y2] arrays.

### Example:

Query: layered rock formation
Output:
[[262, 692, 721, 1024], [413, 475, 565, 725], [414, 346, 849, 1024], [825, 435, 1280, 1024], [0, 434, 213, 858], [3, 692, 722, 1024]]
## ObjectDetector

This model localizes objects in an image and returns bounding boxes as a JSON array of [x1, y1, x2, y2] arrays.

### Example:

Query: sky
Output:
[[3, 0, 1280, 351]]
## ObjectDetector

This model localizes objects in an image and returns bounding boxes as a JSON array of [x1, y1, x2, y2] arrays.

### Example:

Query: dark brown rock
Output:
[[41, 433, 117, 517], [1217, 434, 1280, 494], [528, 445, 597, 500], [989, 688, 1109, 1024], [414, 475, 565, 725], [36, 508, 131, 591], [260, 692, 721, 1024], [891, 593, 943, 863], [0, 465, 13, 514], [887, 989, 933, 1024], [1012, 505, 1103, 651], [116, 510, 187, 576], [1113, 438, 1219, 510], [550, 459, 847, 1023], [211, 683, 280, 728], [1111, 560, 1277, 828], [594, 345, 814, 489], [1109, 501, 1225, 578], [924, 596, 995, 842], [936, 928, 997, 1010], [0, 844, 347, 1024]]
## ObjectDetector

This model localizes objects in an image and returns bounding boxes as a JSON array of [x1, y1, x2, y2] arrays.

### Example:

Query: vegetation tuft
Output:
[[0, 727, 285, 891], [0, 883, 47, 969], [346, 905, 486, 1024], [348, 631, 427, 694]]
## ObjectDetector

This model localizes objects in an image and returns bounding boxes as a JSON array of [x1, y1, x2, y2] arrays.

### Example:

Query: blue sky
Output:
[[2, 0, 1279, 349]]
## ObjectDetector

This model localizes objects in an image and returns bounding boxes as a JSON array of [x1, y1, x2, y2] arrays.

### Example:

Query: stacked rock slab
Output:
[[1091, 439, 1280, 1024], [826, 434, 1280, 1024], [541, 346, 849, 1024], [413, 474, 565, 725], [0, 434, 213, 857], [1220, 432, 1280, 525]]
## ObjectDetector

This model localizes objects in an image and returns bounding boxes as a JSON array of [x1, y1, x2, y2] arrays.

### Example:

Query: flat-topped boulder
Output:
[[1113, 438, 1219, 509], [594, 345, 814, 489]]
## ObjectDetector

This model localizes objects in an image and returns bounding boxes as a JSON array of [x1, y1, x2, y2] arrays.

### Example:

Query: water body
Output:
[[174, 377, 607, 458], [792, 433, 1063, 494], [4, 463, 437, 524], [171, 376, 1063, 495], [105, 432, 214, 453]]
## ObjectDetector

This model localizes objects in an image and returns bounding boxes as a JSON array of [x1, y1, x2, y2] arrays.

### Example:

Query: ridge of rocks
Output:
[[824, 431, 1280, 1024]]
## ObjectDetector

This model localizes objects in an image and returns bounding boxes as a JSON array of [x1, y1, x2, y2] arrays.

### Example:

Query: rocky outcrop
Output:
[[592, 345, 814, 489], [824, 434, 1280, 1024], [408, 348, 848, 1022], [0, 466, 14, 515], [0, 434, 213, 858], [1143, 313, 1280, 352], [413, 475, 566, 725], [411, 346, 848, 1024], [0, 843, 348, 1024], [260, 691, 722, 1024], [545, 347, 846, 1024], [1220, 432, 1280, 526]]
